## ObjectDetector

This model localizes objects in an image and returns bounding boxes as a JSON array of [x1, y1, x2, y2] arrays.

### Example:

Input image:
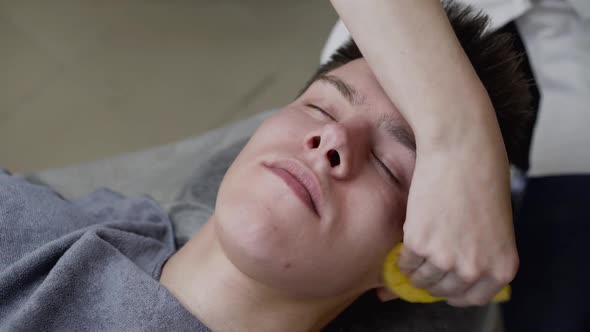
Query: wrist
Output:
[[414, 103, 509, 166]]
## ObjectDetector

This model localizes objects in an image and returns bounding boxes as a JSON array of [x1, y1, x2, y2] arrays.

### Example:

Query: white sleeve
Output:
[[518, 0, 590, 176]]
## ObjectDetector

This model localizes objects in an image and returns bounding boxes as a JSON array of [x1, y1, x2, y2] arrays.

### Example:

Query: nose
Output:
[[304, 121, 370, 179]]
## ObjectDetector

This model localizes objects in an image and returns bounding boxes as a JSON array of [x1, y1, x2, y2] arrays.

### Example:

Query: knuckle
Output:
[[449, 283, 469, 295], [426, 262, 445, 276], [430, 254, 454, 272], [411, 273, 430, 287], [457, 267, 481, 284], [430, 279, 463, 298], [413, 267, 427, 280], [495, 270, 515, 285], [403, 231, 420, 247]]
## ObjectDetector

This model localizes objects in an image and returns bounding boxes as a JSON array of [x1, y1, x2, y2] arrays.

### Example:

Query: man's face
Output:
[[215, 59, 416, 299]]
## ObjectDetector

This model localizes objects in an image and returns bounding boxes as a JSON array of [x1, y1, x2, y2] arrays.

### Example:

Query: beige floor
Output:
[[0, 0, 337, 173]]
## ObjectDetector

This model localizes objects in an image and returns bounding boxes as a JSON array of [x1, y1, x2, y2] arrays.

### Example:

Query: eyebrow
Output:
[[316, 74, 416, 154], [317, 74, 363, 106]]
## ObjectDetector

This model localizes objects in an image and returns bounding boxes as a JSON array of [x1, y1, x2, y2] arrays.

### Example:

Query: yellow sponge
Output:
[[383, 243, 511, 303]]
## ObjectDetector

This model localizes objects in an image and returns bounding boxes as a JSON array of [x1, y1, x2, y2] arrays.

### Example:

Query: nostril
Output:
[[310, 136, 321, 149], [327, 149, 340, 167]]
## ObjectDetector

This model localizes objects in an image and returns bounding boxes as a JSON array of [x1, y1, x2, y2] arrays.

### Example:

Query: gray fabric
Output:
[[30, 111, 272, 205], [29, 111, 499, 331], [171, 139, 247, 247], [0, 170, 210, 331]]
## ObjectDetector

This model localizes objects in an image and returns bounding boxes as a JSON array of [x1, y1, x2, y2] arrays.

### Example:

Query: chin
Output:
[[215, 209, 297, 294], [215, 179, 289, 271], [214, 206, 355, 298], [214, 161, 359, 297]]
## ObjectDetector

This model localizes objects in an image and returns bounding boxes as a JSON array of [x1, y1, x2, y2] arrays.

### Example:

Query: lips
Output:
[[263, 159, 323, 217]]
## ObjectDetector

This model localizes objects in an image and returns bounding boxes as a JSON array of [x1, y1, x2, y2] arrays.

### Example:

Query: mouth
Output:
[[263, 159, 322, 217]]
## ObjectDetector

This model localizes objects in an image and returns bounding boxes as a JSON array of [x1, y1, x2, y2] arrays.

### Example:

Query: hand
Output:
[[399, 141, 519, 307]]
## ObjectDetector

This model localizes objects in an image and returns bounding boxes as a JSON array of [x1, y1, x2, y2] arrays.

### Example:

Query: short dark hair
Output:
[[302, 1, 532, 164]]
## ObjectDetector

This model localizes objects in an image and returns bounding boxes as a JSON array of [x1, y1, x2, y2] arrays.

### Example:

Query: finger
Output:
[[427, 271, 472, 297], [409, 261, 447, 289], [446, 277, 503, 307], [397, 247, 425, 274]]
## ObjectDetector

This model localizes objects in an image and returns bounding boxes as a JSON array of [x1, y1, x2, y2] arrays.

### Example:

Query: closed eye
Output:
[[372, 152, 400, 186], [306, 103, 337, 121]]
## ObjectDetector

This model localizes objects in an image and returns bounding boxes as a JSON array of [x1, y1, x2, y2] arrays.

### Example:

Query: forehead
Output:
[[324, 59, 406, 124]]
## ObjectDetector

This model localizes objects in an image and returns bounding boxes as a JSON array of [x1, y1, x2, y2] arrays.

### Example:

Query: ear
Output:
[[375, 287, 399, 302]]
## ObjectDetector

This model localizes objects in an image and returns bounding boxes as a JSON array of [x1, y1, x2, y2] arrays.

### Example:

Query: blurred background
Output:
[[0, 0, 337, 172]]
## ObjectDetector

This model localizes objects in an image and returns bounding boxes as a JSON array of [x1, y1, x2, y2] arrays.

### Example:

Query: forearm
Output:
[[330, 0, 503, 153]]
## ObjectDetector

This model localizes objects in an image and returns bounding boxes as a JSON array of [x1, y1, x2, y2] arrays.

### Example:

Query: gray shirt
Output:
[[0, 170, 210, 331]]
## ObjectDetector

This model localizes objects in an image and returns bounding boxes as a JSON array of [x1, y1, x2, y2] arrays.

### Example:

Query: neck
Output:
[[160, 216, 355, 332]]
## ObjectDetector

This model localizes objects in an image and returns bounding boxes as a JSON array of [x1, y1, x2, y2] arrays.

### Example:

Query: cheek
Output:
[[255, 107, 312, 141], [336, 177, 405, 263], [215, 160, 322, 293], [339, 171, 405, 233]]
